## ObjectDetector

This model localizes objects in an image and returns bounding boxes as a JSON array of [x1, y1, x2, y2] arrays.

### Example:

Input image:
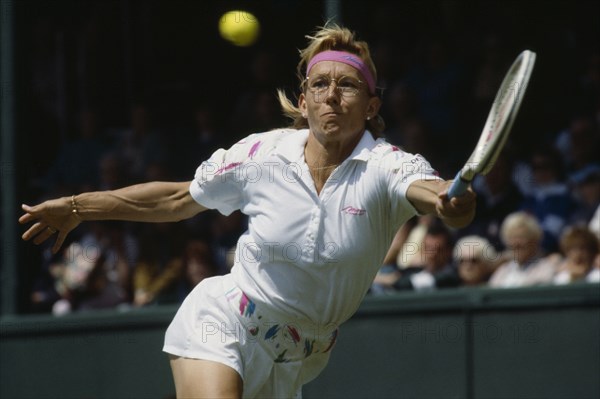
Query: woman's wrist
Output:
[[71, 194, 83, 221]]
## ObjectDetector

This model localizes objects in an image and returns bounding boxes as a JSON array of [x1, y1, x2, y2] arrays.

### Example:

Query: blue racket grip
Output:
[[448, 171, 471, 199]]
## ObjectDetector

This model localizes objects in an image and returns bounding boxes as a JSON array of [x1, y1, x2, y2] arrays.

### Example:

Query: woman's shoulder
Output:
[[366, 138, 438, 176], [224, 128, 303, 159]]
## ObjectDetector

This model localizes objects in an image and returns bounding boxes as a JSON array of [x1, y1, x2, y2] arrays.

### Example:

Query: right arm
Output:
[[20, 181, 206, 253]]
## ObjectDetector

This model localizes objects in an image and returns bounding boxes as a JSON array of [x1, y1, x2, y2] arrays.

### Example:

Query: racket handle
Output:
[[448, 171, 471, 198]]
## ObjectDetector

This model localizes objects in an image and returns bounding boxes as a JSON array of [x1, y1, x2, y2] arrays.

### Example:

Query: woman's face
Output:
[[505, 226, 539, 265], [298, 61, 380, 146], [458, 257, 488, 285], [565, 244, 595, 268]]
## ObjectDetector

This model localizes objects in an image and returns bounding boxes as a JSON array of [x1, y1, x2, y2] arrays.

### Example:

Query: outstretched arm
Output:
[[19, 181, 206, 253], [406, 179, 476, 229]]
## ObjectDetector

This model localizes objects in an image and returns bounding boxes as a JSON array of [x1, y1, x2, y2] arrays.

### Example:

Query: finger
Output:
[[19, 204, 37, 224], [450, 198, 473, 211], [450, 196, 465, 206], [19, 213, 35, 224], [52, 231, 68, 255], [21, 203, 39, 214], [450, 191, 475, 205], [22, 222, 46, 241], [19, 211, 41, 224], [33, 227, 54, 245]]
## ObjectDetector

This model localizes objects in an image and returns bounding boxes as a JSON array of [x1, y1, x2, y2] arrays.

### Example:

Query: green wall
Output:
[[1, 284, 599, 399], [304, 284, 600, 399], [1, 307, 177, 399]]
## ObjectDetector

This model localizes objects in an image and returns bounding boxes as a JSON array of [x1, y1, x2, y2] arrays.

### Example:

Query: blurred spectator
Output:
[[108, 103, 169, 183], [590, 205, 600, 238], [384, 113, 455, 176], [132, 223, 185, 307], [454, 235, 503, 286], [369, 40, 399, 98], [567, 165, 600, 226], [49, 222, 137, 315], [385, 215, 436, 270], [459, 151, 523, 250], [371, 216, 425, 295], [372, 221, 460, 292], [519, 145, 576, 253], [397, 118, 431, 157], [27, 15, 62, 178], [177, 238, 220, 301], [210, 211, 248, 274], [470, 34, 509, 110], [589, 205, 600, 283], [578, 52, 600, 107], [489, 212, 559, 288], [228, 50, 286, 135], [41, 108, 110, 196], [381, 82, 419, 144], [231, 89, 286, 136], [403, 35, 467, 162], [554, 115, 600, 175], [98, 151, 130, 190], [173, 102, 227, 180], [29, 257, 62, 313], [553, 226, 600, 285]]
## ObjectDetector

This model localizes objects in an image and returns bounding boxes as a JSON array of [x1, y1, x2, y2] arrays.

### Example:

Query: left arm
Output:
[[406, 179, 476, 229]]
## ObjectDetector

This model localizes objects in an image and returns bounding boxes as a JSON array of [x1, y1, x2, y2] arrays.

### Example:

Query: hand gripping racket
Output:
[[448, 50, 536, 198]]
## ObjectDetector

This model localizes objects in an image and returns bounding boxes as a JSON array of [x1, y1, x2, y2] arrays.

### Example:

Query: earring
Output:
[[366, 116, 371, 121]]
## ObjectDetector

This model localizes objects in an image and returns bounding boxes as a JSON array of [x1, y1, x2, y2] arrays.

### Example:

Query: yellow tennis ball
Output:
[[218, 10, 260, 47]]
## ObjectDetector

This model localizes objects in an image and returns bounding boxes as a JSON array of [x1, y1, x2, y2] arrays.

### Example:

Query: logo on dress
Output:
[[341, 206, 366, 215]]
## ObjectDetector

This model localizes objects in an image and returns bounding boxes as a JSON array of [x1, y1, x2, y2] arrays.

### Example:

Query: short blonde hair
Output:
[[277, 24, 385, 136], [500, 212, 543, 244], [453, 235, 499, 263]]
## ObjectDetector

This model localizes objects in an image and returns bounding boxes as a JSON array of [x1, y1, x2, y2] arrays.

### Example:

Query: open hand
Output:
[[19, 197, 81, 254]]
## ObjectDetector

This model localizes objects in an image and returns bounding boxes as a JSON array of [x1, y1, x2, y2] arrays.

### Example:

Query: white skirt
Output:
[[163, 274, 338, 398]]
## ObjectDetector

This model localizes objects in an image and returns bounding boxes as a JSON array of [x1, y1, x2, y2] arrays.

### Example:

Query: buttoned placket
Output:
[[272, 129, 374, 264], [299, 161, 347, 263]]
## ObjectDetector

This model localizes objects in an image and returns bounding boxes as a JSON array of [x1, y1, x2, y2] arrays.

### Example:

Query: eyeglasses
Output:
[[304, 74, 363, 102]]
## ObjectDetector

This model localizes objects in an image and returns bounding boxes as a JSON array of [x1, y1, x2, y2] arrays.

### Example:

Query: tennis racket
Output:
[[448, 50, 536, 198]]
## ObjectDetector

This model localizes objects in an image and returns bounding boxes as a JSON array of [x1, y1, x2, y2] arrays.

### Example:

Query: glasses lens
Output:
[[306, 75, 361, 102], [336, 77, 361, 95]]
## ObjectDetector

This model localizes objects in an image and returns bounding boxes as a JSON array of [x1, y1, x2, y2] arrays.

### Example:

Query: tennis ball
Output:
[[218, 10, 260, 47]]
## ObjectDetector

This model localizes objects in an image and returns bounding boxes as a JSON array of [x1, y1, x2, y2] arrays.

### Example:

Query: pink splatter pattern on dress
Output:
[[248, 141, 262, 159]]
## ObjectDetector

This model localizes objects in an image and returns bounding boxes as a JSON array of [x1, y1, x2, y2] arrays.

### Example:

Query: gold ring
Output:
[[47, 227, 57, 234]]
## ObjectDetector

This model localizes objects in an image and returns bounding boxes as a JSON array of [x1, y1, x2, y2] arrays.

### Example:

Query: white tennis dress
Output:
[[163, 128, 440, 398]]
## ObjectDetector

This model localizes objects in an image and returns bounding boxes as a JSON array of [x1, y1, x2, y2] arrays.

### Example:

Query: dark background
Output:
[[14, 0, 599, 159]]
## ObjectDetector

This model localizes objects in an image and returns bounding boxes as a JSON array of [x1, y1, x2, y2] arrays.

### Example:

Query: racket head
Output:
[[460, 50, 536, 181]]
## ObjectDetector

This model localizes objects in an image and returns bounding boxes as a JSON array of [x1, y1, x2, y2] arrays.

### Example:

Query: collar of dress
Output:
[[275, 129, 375, 164]]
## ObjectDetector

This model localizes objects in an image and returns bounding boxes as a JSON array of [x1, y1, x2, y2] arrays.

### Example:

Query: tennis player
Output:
[[20, 24, 476, 398]]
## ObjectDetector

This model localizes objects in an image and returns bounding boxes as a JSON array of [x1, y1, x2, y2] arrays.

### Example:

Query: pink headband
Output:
[[306, 50, 376, 94]]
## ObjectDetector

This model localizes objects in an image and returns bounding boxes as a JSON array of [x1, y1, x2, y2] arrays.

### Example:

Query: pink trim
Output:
[[307, 50, 376, 94]]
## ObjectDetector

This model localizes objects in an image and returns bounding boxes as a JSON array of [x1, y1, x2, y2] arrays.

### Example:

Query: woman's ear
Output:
[[298, 93, 308, 118], [366, 96, 382, 120]]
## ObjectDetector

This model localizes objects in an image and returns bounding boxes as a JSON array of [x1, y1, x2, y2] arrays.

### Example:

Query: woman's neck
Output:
[[304, 129, 363, 168], [304, 129, 363, 194]]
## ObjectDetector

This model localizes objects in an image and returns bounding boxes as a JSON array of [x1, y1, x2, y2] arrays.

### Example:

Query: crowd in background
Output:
[[17, 1, 599, 315]]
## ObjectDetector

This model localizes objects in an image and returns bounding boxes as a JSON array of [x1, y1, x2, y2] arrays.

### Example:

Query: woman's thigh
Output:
[[169, 355, 243, 399]]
